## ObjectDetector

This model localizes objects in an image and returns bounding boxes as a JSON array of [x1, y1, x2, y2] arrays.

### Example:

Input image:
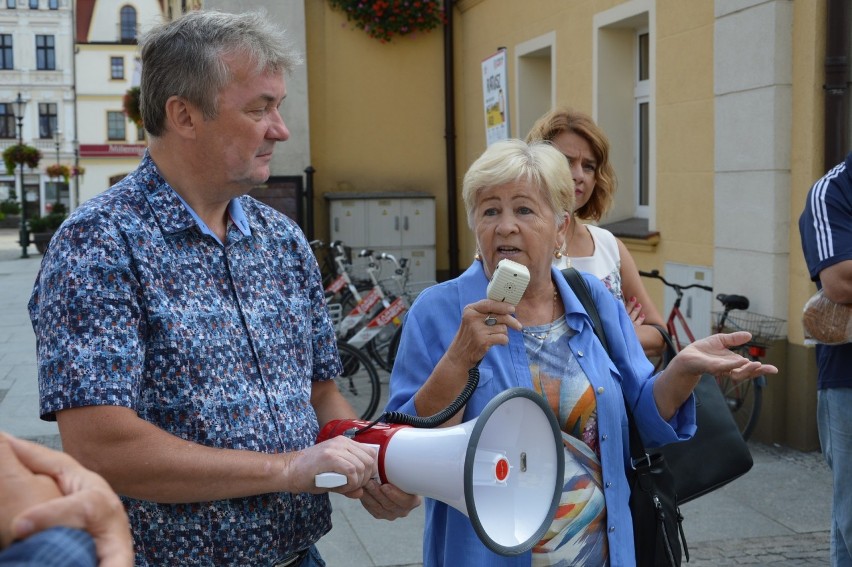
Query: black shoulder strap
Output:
[[561, 267, 609, 353]]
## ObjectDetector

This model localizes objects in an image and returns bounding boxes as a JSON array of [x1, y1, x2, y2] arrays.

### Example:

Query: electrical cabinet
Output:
[[326, 192, 436, 283]]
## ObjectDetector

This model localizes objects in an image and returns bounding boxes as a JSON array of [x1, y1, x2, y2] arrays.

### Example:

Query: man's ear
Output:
[[164, 96, 199, 139]]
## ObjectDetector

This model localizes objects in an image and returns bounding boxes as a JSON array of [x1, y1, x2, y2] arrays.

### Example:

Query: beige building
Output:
[[303, 0, 849, 450], [74, 0, 162, 204]]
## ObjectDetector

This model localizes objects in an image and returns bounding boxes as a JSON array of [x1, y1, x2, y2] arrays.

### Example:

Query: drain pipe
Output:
[[443, 0, 459, 279], [824, 0, 850, 170]]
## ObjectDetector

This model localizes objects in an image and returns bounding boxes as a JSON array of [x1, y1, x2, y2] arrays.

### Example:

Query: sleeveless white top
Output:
[[555, 224, 624, 300]]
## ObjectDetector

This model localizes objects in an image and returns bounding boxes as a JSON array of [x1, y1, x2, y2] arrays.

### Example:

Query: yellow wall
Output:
[[653, 2, 715, 272], [305, 0, 831, 448], [305, 1, 448, 270], [789, 0, 827, 345]]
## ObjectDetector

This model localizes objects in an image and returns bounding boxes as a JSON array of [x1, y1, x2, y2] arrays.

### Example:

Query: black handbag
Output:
[[626, 424, 685, 566], [645, 324, 754, 503], [562, 268, 685, 566]]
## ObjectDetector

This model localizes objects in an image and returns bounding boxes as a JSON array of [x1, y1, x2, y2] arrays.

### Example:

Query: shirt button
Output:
[[606, 482, 612, 488], [609, 526, 616, 532], [602, 434, 608, 441], [597, 386, 605, 394], [577, 350, 584, 357]]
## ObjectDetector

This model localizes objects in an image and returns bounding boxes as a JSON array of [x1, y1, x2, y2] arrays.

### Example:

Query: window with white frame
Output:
[[594, 1, 655, 233], [0, 103, 15, 139], [35, 34, 55, 70], [635, 30, 650, 219], [111, 56, 124, 79], [38, 102, 58, 138], [0, 34, 12, 70], [120, 6, 137, 42], [107, 111, 126, 141]]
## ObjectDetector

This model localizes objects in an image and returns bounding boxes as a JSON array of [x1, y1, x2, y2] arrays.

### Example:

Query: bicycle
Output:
[[325, 250, 411, 420], [639, 269, 784, 440]]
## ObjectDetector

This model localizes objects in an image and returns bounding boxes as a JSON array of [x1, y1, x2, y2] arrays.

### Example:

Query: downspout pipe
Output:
[[444, 0, 459, 279], [824, 0, 850, 170]]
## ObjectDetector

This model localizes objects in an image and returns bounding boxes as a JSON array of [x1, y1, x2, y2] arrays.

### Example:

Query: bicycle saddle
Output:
[[716, 294, 749, 311]]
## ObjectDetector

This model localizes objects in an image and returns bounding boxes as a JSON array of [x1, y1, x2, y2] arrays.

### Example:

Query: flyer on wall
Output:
[[482, 49, 509, 146]]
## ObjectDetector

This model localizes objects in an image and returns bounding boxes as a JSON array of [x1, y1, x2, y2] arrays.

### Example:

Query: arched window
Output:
[[120, 6, 137, 42]]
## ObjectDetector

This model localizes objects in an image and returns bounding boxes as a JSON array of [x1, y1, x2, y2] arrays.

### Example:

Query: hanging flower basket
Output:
[[2, 144, 42, 175], [72, 165, 85, 178], [328, 0, 446, 43], [46, 163, 71, 183], [123, 86, 143, 128]]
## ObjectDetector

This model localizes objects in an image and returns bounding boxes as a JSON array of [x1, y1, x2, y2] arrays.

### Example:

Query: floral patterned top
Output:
[[28, 152, 342, 566], [555, 224, 623, 301]]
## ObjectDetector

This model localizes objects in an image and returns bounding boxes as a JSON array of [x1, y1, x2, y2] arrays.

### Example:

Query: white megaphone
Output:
[[315, 387, 565, 556]]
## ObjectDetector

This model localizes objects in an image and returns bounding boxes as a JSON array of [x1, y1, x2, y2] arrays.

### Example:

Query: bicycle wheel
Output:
[[366, 324, 398, 372], [336, 341, 381, 420], [386, 325, 403, 370], [715, 368, 764, 441]]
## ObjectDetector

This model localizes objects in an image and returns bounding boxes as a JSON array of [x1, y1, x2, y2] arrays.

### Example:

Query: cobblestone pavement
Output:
[[686, 442, 830, 566], [688, 530, 829, 566]]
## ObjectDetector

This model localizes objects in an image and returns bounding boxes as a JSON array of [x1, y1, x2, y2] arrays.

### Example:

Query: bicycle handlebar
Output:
[[639, 269, 713, 292]]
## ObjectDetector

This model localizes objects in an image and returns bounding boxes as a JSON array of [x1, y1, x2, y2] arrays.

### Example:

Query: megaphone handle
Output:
[[315, 472, 348, 488]]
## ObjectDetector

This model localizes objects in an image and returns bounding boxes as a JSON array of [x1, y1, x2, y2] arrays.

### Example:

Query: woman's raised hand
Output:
[[670, 331, 778, 382]]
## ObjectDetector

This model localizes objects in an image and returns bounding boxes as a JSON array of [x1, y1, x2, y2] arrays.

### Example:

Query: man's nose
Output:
[[268, 110, 290, 141]]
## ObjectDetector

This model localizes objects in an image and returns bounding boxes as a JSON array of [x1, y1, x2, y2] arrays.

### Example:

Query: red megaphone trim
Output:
[[316, 419, 411, 485]]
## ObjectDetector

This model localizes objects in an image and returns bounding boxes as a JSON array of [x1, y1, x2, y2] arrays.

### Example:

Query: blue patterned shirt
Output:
[[28, 152, 342, 566]]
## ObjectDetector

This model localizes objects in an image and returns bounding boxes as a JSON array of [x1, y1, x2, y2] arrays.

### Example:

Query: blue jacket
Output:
[[386, 262, 696, 567]]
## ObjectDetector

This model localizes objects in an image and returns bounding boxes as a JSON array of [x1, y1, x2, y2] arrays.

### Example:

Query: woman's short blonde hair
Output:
[[461, 139, 574, 229], [525, 107, 616, 222]]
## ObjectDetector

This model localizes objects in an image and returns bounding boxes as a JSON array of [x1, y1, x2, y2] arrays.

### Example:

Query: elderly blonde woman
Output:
[[385, 139, 776, 567]]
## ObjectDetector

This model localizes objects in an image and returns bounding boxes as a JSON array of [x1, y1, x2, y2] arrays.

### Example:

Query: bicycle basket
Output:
[[713, 310, 786, 345]]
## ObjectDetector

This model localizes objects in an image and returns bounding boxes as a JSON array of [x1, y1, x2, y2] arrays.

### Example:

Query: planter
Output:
[[32, 231, 55, 255]]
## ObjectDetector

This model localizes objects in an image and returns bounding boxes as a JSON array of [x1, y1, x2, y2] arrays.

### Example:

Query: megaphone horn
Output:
[[316, 387, 565, 556]]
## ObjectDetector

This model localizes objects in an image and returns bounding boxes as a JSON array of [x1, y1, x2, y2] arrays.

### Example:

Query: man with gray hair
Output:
[[28, 10, 418, 566]]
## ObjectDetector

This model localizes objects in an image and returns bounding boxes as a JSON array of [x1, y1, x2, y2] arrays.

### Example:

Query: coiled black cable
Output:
[[350, 362, 481, 435]]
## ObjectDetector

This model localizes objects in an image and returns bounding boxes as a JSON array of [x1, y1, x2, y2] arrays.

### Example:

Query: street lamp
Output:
[[54, 128, 62, 166], [12, 92, 29, 259], [53, 129, 62, 211]]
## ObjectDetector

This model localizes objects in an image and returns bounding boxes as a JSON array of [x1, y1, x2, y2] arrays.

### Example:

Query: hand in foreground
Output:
[[668, 331, 778, 382], [624, 296, 646, 328], [0, 434, 63, 549], [292, 436, 378, 499], [360, 480, 422, 520], [0, 432, 134, 567]]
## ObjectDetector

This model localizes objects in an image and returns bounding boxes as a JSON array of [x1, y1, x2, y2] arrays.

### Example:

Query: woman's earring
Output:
[[474, 251, 481, 261], [554, 249, 563, 259]]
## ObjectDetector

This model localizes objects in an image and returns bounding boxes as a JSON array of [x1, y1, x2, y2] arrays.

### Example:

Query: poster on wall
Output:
[[482, 49, 509, 146]]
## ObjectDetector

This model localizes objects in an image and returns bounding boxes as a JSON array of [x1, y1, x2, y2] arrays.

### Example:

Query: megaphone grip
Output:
[[315, 472, 348, 488]]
